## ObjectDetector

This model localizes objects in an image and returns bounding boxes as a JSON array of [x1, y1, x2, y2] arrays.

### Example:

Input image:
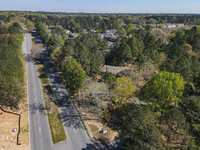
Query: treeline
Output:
[[30, 15, 123, 32], [0, 22, 22, 34], [111, 26, 200, 83], [144, 15, 200, 24], [0, 22, 24, 108], [0, 12, 26, 25], [27, 13, 200, 34]]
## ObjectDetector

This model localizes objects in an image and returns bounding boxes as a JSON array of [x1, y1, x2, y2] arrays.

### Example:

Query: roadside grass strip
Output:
[[37, 59, 66, 144]]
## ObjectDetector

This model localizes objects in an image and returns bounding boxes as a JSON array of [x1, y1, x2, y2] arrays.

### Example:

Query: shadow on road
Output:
[[29, 103, 46, 115], [25, 54, 34, 62], [82, 139, 123, 150], [57, 95, 84, 129]]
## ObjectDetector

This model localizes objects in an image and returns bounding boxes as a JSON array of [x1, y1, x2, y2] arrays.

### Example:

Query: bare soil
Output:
[[0, 108, 29, 150], [79, 107, 118, 142]]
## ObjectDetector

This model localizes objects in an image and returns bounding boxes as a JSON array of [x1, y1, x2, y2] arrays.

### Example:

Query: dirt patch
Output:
[[0, 109, 29, 150], [79, 107, 118, 142], [18, 102, 29, 146]]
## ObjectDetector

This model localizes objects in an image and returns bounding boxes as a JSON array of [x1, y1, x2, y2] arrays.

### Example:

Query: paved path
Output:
[[23, 32, 52, 150]]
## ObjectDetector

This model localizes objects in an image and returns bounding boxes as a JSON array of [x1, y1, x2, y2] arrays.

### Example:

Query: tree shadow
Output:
[[57, 94, 84, 129], [29, 103, 46, 115], [25, 53, 34, 63], [82, 138, 123, 150]]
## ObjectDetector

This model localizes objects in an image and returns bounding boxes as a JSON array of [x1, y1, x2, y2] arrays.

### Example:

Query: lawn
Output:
[[48, 102, 66, 143]]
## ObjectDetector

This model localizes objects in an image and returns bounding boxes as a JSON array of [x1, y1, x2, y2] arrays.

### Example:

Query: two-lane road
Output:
[[35, 37, 92, 149], [23, 32, 52, 150]]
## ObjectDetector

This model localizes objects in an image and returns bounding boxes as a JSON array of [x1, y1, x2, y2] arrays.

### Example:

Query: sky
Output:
[[1, 0, 200, 14]]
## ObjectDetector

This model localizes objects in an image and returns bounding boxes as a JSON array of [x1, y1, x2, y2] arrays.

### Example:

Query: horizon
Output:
[[1, 0, 200, 14], [1, 10, 200, 15]]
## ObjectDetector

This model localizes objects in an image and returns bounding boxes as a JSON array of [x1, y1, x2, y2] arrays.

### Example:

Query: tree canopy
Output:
[[143, 71, 185, 111], [62, 58, 86, 96], [113, 77, 137, 106], [0, 34, 24, 108]]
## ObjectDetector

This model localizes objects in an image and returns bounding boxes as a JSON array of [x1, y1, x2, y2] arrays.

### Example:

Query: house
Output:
[[166, 23, 176, 28], [90, 29, 96, 33], [106, 29, 117, 34], [100, 65, 131, 75], [150, 23, 185, 29], [69, 33, 78, 38], [66, 30, 71, 34], [98, 33, 105, 39], [176, 24, 184, 28], [104, 34, 118, 42]]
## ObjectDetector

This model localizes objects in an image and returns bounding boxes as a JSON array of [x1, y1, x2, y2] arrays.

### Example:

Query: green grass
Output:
[[48, 103, 66, 143], [89, 124, 99, 132]]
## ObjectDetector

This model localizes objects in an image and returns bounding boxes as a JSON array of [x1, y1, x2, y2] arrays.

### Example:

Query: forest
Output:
[[25, 13, 200, 33], [0, 20, 24, 109]]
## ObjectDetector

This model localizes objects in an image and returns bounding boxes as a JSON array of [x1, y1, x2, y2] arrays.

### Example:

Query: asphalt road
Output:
[[39, 40, 92, 149], [23, 32, 53, 150]]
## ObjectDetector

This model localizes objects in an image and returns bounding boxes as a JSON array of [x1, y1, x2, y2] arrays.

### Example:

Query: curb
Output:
[[74, 103, 94, 139]]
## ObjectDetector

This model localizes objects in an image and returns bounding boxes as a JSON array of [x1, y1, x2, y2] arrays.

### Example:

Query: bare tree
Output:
[[31, 43, 43, 59]]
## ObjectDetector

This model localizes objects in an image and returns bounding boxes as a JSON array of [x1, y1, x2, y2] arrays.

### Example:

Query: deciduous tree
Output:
[[143, 71, 185, 111], [113, 77, 136, 106], [62, 59, 86, 96]]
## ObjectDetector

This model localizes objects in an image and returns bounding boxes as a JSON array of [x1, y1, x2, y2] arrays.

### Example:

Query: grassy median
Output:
[[36, 58, 66, 144]]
